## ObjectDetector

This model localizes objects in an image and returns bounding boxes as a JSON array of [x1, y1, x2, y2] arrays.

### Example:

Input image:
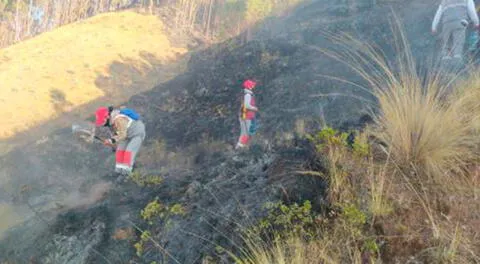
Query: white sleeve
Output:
[[468, 0, 479, 26], [432, 5, 443, 32], [244, 93, 256, 110]]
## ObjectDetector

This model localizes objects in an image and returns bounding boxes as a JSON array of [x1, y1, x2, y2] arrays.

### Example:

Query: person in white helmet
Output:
[[432, 0, 480, 61]]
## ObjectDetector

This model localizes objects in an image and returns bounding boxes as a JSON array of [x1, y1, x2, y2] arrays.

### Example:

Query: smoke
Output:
[[0, 203, 24, 239], [60, 181, 113, 210], [0, 122, 114, 243], [0, 181, 113, 238]]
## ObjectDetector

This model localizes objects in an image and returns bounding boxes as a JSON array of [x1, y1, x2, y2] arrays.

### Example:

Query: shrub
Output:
[[248, 200, 316, 240], [128, 171, 163, 187], [134, 198, 186, 257], [306, 126, 356, 203]]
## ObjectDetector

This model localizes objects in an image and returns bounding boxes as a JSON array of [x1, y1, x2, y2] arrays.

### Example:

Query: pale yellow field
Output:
[[0, 11, 187, 139], [0, 203, 23, 239]]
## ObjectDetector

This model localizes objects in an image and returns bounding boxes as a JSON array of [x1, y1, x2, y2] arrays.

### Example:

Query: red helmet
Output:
[[243, 79, 257, 90], [95, 107, 109, 126]]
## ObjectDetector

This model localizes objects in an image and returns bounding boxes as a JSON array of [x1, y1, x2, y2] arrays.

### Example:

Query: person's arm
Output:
[[244, 93, 258, 111], [109, 117, 129, 143], [468, 0, 480, 27], [432, 5, 443, 33]]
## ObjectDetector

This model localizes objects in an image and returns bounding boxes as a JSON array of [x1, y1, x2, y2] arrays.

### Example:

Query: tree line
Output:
[[0, 0, 304, 48]]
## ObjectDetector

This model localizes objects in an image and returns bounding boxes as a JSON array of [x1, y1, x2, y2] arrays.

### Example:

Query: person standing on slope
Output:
[[236, 79, 258, 149], [95, 106, 146, 176], [432, 0, 480, 61]]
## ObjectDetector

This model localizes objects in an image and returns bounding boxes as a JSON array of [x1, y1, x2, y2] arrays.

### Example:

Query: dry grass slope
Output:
[[0, 11, 187, 139]]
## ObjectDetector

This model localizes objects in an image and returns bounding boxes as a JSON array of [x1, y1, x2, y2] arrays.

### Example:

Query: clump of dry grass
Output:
[[233, 234, 365, 264], [321, 17, 480, 191], [371, 75, 480, 189]]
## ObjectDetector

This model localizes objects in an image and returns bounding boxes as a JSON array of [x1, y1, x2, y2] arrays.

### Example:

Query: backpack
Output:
[[120, 108, 140, 121], [468, 30, 479, 52], [248, 118, 258, 135]]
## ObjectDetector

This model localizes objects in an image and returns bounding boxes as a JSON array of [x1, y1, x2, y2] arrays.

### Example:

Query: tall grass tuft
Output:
[[233, 232, 364, 264], [317, 15, 480, 190]]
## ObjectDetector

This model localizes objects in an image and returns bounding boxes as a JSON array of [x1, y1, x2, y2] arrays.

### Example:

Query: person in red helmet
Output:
[[236, 79, 259, 149], [95, 105, 145, 177]]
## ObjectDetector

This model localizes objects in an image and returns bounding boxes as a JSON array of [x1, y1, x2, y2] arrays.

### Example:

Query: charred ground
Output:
[[0, 0, 444, 263]]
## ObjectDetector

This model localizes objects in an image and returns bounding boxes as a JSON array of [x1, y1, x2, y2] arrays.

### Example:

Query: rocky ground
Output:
[[0, 0, 448, 263]]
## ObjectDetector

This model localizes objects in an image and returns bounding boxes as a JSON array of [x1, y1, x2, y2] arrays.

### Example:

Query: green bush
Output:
[[134, 230, 151, 257], [246, 0, 273, 23], [339, 203, 366, 239], [134, 199, 187, 257], [352, 132, 371, 157], [140, 198, 186, 225], [307, 126, 349, 152], [128, 171, 163, 187], [249, 200, 316, 240]]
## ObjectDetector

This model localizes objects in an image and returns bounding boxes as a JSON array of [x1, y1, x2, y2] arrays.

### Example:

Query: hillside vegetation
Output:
[[232, 28, 480, 264], [0, 0, 304, 48], [1, 0, 479, 263], [0, 10, 186, 139]]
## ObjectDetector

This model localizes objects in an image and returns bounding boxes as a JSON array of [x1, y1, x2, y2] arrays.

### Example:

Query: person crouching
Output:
[[95, 106, 146, 176]]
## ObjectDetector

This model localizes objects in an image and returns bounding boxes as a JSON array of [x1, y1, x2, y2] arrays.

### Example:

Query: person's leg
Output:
[[241, 120, 252, 146], [440, 22, 457, 59], [451, 27, 466, 59], [236, 118, 249, 148], [115, 141, 128, 173], [122, 121, 146, 173], [244, 119, 252, 141], [124, 135, 144, 174]]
